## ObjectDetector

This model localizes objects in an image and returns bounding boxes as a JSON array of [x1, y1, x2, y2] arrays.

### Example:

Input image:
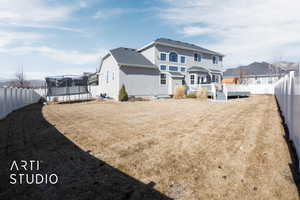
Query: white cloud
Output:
[[0, 31, 43, 47], [0, 0, 82, 32], [160, 0, 300, 66], [93, 8, 126, 19], [0, 46, 105, 65]]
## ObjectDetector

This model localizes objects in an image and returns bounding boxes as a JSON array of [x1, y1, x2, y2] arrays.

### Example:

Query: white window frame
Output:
[[160, 65, 167, 71], [212, 56, 219, 64], [168, 66, 179, 72], [160, 52, 167, 61], [190, 74, 196, 85], [160, 73, 167, 85], [169, 51, 178, 63], [180, 55, 186, 64]]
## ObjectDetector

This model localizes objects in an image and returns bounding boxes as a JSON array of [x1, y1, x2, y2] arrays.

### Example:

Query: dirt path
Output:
[[0, 95, 299, 199]]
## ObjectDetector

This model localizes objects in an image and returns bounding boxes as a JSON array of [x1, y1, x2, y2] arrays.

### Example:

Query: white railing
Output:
[[275, 71, 300, 170], [0, 87, 41, 119]]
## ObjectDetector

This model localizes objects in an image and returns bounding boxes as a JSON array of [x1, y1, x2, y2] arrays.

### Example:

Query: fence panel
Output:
[[275, 71, 300, 170], [0, 87, 41, 120]]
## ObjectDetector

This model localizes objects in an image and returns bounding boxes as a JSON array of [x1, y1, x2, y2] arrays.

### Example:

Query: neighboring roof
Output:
[[110, 47, 155, 68], [167, 71, 185, 78], [139, 38, 223, 56], [223, 62, 285, 78], [187, 66, 209, 73]]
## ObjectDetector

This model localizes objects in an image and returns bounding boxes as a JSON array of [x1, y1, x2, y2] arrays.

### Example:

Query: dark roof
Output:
[[155, 38, 223, 56], [187, 66, 209, 73], [110, 47, 155, 68], [167, 71, 184, 77], [223, 62, 285, 78]]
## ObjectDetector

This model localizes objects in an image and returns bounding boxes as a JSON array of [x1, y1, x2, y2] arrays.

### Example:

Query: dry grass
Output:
[[173, 85, 186, 99], [196, 87, 208, 99], [39, 95, 299, 200]]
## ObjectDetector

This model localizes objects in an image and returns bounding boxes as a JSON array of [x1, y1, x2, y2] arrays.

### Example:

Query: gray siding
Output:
[[119, 66, 168, 97], [155, 44, 223, 71]]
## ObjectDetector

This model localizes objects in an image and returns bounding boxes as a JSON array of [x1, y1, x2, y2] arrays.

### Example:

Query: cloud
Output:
[[0, 31, 43, 47], [0, 46, 105, 65], [160, 0, 300, 66], [0, 0, 83, 32], [93, 8, 126, 19]]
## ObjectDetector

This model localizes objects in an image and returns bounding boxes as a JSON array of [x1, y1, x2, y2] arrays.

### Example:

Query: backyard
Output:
[[0, 95, 299, 199]]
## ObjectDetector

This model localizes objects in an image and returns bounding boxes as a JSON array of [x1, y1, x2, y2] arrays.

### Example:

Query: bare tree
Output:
[[8, 66, 31, 88]]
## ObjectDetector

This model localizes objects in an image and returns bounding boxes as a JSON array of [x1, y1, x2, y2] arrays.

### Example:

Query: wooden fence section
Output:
[[275, 71, 300, 170], [0, 87, 41, 119]]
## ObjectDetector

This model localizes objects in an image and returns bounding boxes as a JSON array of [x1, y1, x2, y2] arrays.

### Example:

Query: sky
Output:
[[0, 0, 300, 80]]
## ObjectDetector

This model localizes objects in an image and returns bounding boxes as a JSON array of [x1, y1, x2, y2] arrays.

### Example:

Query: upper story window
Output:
[[160, 73, 166, 85], [169, 52, 178, 62], [213, 56, 218, 64], [160, 52, 167, 61], [160, 65, 167, 71], [180, 56, 186, 63], [194, 53, 201, 62], [219, 56, 223, 62], [169, 66, 178, 71], [190, 74, 195, 85], [181, 67, 186, 72]]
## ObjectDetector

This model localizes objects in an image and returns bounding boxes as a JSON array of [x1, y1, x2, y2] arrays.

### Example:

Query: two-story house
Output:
[[97, 38, 224, 99]]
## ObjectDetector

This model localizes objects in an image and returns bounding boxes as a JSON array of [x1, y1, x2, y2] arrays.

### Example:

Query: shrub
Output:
[[118, 84, 128, 101], [52, 97, 58, 102], [173, 85, 186, 99], [196, 88, 208, 99], [186, 93, 196, 98]]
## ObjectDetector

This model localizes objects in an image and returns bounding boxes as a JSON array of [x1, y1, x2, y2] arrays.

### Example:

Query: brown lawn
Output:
[[0, 95, 299, 200]]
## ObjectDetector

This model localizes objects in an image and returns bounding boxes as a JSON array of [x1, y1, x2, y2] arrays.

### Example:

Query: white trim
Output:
[[156, 41, 224, 57], [159, 52, 167, 62], [137, 41, 155, 52], [168, 65, 179, 72], [180, 55, 186, 64], [159, 73, 167, 85], [160, 64, 167, 71], [169, 51, 179, 63]]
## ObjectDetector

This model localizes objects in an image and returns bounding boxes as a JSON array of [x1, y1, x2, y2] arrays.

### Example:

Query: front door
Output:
[[168, 76, 173, 95]]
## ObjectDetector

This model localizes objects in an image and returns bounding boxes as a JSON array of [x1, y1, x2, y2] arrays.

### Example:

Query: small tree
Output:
[[118, 84, 128, 101]]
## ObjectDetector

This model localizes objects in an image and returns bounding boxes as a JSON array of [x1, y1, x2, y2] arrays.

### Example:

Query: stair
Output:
[[216, 91, 227, 101]]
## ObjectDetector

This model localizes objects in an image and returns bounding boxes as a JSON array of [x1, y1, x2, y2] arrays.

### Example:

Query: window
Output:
[[112, 72, 114, 80], [160, 65, 167, 70], [169, 52, 178, 62], [194, 53, 201, 62], [194, 53, 198, 61], [213, 56, 218, 64], [212, 75, 216, 82], [106, 71, 109, 83], [180, 56, 186, 63], [169, 66, 178, 71], [180, 67, 186, 72], [160, 52, 167, 61], [190, 74, 195, 85], [160, 73, 166, 85], [219, 56, 223, 62]]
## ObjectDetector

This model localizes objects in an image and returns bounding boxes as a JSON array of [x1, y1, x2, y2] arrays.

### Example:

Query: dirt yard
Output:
[[0, 95, 299, 199]]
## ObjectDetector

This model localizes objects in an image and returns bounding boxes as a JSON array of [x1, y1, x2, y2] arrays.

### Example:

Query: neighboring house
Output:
[[223, 62, 288, 85], [97, 38, 224, 99]]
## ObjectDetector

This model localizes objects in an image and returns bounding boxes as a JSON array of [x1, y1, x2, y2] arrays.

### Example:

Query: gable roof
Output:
[[109, 47, 155, 68], [139, 38, 224, 56], [223, 62, 285, 78]]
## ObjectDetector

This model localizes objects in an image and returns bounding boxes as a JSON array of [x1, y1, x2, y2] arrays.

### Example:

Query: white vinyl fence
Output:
[[0, 87, 41, 119], [275, 71, 300, 169]]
